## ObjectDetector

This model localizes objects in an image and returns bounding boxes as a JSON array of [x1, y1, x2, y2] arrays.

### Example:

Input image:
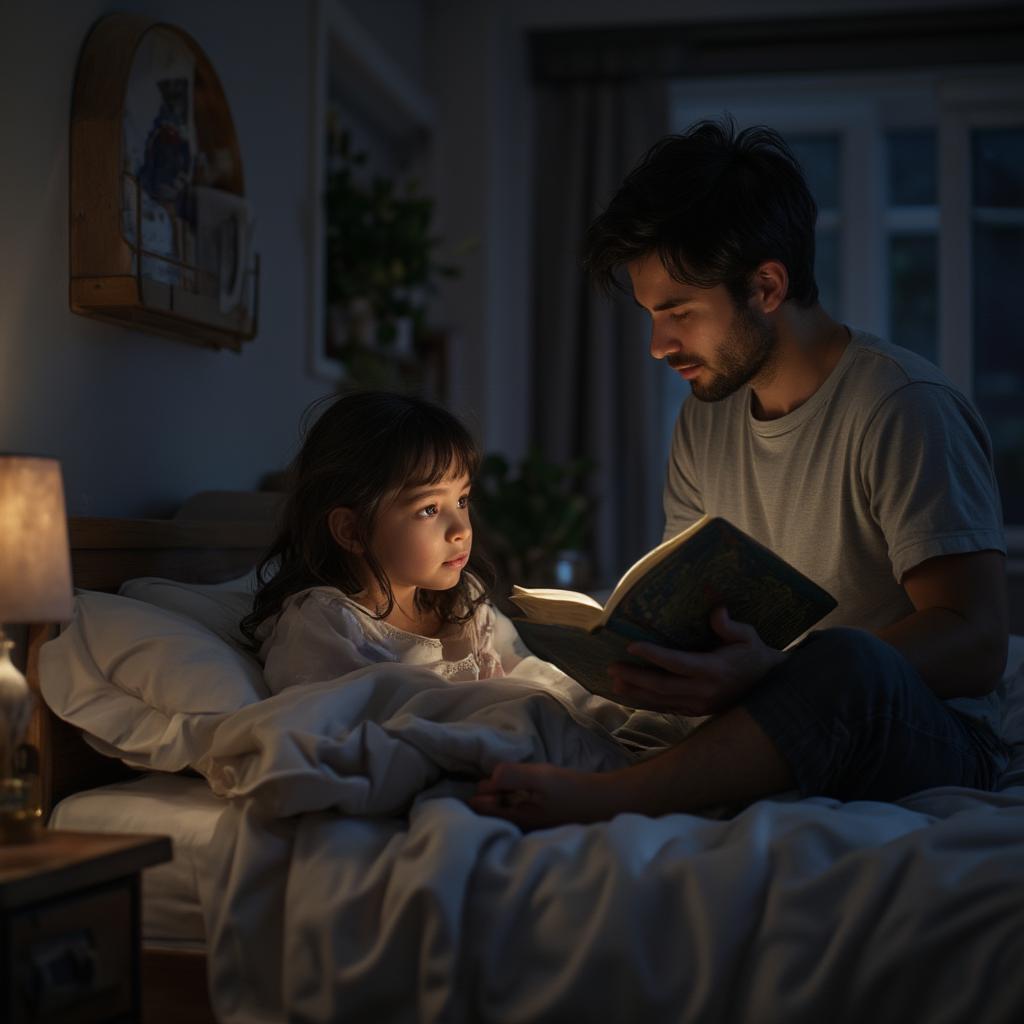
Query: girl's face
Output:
[[366, 471, 473, 604]]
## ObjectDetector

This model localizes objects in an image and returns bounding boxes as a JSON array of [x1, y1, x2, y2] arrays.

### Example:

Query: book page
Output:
[[507, 515, 711, 630], [597, 514, 709, 627], [508, 587, 604, 630]]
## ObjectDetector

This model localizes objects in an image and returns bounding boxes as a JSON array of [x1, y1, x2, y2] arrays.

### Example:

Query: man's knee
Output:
[[778, 627, 920, 721], [800, 626, 898, 670]]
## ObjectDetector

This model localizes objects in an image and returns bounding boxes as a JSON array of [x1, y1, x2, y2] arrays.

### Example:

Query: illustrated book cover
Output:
[[510, 515, 837, 709]]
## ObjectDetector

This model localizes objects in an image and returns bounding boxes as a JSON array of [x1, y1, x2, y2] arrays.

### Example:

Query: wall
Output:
[[0, 0, 1015, 519], [341, 0, 426, 90], [0, 0, 330, 516]]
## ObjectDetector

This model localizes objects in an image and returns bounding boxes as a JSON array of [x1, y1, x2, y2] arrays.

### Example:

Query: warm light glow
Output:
[[0, 456, 73, 623]]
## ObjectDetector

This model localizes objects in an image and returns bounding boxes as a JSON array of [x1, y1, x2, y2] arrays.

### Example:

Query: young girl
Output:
[[241, 390, 509, 694]]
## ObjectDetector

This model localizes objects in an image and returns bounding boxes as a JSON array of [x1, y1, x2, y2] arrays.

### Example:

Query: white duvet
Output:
[[188, 628, 1024, 1024]]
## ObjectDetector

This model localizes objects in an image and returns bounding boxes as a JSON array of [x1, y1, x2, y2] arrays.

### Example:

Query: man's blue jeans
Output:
[[741, 628, 1008, 801]]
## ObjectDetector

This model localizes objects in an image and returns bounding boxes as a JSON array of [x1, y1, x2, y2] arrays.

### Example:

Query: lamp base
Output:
[[0, 777, 42, 844]]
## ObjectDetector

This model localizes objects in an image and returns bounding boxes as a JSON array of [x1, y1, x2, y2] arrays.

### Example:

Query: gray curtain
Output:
[[532, 77, 669, 586]]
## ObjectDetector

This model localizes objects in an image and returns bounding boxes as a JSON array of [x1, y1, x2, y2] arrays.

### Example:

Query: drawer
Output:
[[7, 882, 135, 1023]]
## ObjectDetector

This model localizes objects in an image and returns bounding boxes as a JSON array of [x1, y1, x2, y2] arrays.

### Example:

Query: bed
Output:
[[26, 497, 1024, 1023], [25, 498, 273, 1024]]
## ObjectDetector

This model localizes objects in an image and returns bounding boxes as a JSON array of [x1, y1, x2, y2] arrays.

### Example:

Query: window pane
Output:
[[973, 220, 1024, 524], [788, 134, 841, 315], [973, 127, 1024, 207], [789, 135, 840, 210], [972, 126, 1024, 525], [888, 234, 938, 363], [887, 130, 937, 206], [815, 229, 840, 316]]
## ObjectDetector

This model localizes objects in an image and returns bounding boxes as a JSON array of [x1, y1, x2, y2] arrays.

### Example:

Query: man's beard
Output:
[[672, 303, 778, 403]]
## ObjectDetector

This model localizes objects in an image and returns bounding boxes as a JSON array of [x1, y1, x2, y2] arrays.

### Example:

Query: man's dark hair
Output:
[[583, 117, 819, 308]]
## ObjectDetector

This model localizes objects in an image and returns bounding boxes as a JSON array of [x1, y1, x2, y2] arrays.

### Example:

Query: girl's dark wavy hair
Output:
[[583, 116, 819, 308], [240, 390, 494, 649]]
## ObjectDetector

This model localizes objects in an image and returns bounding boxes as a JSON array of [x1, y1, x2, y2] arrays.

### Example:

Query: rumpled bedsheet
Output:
[[192, 651, 1024, 1024]]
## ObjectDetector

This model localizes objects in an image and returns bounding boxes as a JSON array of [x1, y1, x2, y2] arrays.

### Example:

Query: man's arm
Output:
[[875, 549, 1008, 699], [609, 551, 1009, 714]]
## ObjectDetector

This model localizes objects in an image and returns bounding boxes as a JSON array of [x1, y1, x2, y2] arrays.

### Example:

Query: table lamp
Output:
[[0, 456, 73, 842]]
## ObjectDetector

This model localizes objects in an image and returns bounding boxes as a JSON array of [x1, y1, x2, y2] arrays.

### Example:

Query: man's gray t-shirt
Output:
[[663, 329, 1006, 727]]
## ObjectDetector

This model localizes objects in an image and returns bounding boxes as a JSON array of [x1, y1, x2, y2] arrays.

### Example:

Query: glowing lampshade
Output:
[[0, 456, 73, 624], [0, 457, 73, 803]]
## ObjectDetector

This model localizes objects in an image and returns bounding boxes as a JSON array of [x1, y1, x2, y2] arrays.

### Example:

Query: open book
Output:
[[509, 515, 837, 709]]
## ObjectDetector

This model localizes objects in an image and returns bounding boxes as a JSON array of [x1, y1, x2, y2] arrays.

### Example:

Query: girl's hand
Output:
[[609, 606, 787, 716]]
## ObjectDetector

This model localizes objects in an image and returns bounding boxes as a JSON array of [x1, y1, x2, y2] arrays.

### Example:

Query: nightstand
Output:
[[0, 830, 171, 1024]]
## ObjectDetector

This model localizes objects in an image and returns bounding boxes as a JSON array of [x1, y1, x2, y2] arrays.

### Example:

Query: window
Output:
[[666, 69, 1024, 540], [310, 0, 434, 382], [971, 125, 1024, 530], [885, 129, 938, 363]]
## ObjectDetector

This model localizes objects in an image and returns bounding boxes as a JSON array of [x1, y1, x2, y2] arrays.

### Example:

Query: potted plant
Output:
[[324, 129, 458, 384], [473, 450, 595, 603]]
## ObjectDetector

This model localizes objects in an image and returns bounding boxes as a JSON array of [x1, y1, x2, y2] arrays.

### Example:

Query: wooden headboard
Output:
[[24, 493, 279, 818]]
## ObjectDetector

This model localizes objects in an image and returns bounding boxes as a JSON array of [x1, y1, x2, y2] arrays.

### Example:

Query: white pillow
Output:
[[118, 570, 259, 650], [39, 591, 268, 772]]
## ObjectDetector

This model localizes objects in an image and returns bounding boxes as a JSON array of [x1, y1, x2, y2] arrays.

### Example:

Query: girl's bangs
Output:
[[394, 419, 478, 489]]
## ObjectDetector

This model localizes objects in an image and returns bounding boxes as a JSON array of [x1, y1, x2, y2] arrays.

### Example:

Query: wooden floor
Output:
[[142, 950, 216, 1024]]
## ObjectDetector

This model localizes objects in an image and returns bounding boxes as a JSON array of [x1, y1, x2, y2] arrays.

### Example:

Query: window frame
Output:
[[309, 0, 435, 382]]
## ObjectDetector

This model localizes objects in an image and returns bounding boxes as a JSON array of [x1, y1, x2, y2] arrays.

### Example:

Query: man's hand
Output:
[[609, 607, 787, 715]]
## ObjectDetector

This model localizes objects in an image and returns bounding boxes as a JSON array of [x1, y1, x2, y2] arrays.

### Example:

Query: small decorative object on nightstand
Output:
[[0, 830, 171, 1023], [0, 457, 73, 844]]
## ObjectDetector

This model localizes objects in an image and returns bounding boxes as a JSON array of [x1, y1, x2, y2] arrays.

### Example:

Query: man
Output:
[[471, 119, 1010, 828]]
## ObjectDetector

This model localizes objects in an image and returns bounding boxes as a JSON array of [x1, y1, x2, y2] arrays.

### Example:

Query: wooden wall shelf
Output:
[[70, 14, 258, 351]]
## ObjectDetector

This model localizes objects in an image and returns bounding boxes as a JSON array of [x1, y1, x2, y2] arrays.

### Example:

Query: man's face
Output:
[[627, 254, 777, 402]]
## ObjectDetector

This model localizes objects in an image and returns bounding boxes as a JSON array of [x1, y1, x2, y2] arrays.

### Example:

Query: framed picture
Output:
[[70, 15, 258, 350]]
